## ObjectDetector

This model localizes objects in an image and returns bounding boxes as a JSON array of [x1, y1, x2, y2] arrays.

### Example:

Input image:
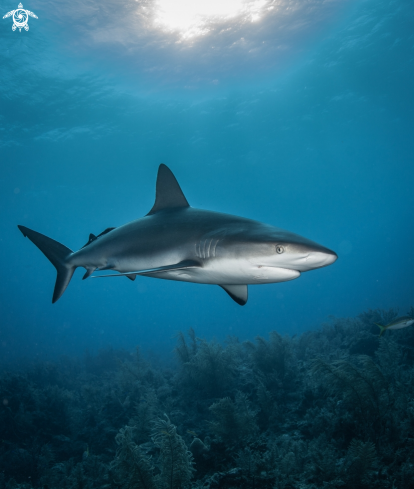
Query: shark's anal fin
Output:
[[220, 285, 248, 306], [147, 164, 189, 215], [83, 268, 97, 280], [91, 260, 201, 278], [126, 274, 137, 281]]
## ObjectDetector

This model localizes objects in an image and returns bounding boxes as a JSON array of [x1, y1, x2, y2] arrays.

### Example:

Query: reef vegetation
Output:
[[1, 307, 414, 489]]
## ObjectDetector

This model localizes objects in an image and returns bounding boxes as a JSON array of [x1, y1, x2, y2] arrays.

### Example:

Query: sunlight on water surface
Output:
[[154, 0, 270, 38]]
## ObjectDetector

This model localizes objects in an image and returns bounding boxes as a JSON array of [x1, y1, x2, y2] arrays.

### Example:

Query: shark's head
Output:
[[274, 236, 337, 272], [237, 225, 337, 273], [261, 229, 338, 272]]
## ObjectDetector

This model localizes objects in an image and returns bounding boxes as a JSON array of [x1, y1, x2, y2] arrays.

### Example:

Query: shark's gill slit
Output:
[[212, 239, 219, 257], [207, 239, 213, 258]]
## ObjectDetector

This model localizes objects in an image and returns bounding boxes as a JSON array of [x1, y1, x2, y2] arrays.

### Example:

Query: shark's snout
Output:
[[304, 249, 337, 271], [280, 238, 337, 272]]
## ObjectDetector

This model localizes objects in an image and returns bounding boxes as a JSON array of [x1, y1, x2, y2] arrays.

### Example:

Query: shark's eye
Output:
[[276, 245, 284, 254]]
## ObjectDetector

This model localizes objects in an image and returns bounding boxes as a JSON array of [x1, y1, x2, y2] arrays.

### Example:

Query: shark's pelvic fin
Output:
[[147, 164, 189, 215], [17, 225, 75, 303], [91, 260, 201, 278], [220, 285, 248, 306]]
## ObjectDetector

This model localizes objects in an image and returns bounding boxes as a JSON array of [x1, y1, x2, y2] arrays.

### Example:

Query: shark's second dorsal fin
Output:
[[147, 164, 189, 215]]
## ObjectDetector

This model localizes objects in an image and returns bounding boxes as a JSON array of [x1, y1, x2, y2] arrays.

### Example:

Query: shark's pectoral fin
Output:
[[91, 260, 201, 278], [220, 285, 248, 306], [141, 260, 200, 275]]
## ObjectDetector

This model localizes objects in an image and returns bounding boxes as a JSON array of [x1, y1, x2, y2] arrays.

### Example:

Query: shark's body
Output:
[[18, 164, 337, 305]]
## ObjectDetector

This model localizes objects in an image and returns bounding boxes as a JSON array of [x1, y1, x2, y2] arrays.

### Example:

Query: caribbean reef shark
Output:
[[18, 164, 337, 306]]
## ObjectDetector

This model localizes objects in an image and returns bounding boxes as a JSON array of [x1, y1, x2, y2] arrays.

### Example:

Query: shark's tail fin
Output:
[[18, 225, 75, 303], [375, 322, 386, 336]]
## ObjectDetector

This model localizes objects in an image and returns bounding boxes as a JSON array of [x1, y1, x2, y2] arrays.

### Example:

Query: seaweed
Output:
[[152, 415, 194, 489], [346, 439, 377, 486], [176, 335, 236, 397], [209, 391, 258, 447], [112, 426, 156, 489], [1, 307, 414, 488], [310, 355, 392, 441], [111, 416, 194, 489]]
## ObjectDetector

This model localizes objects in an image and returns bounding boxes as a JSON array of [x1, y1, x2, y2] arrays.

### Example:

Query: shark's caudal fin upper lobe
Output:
[[18, 225, 75, 303]]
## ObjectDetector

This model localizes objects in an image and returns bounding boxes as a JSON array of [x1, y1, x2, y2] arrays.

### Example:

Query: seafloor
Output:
[[1, 307, 413, 489]]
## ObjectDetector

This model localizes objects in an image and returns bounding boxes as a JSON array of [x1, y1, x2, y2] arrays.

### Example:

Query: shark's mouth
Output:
[[263, 250, 337, 272], [252, 266, 300, 283]]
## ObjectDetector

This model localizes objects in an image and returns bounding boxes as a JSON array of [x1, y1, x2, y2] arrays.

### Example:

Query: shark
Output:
[[18, 164, 337, 306]]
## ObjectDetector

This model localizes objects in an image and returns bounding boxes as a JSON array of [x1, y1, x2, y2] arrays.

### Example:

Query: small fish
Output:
[[187, 430, 198, 437], [375, 316, 414, 336]]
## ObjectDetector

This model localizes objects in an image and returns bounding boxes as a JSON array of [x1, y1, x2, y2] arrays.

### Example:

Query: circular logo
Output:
[[13, 8, 28, 27]]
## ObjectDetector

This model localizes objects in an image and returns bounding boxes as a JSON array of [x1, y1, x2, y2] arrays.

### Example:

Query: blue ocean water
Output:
[[1, 0, 413, 365]]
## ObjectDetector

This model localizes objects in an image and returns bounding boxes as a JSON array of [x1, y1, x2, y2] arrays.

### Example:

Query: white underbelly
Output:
[[146, 259, 300, 285]]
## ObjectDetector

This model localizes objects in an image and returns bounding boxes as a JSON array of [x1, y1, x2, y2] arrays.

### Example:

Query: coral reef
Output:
[[1, 307, 414, 488]]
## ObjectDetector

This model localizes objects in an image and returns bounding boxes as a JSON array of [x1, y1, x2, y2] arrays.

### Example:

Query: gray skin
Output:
[[18, 164, 337, 305], [73, 208, 336, 285]]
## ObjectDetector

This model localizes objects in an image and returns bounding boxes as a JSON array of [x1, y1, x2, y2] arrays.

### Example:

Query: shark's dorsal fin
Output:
[[81, 233, 97, 249], [96, 227, 116, 238], [147, 164, 189, 215]]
